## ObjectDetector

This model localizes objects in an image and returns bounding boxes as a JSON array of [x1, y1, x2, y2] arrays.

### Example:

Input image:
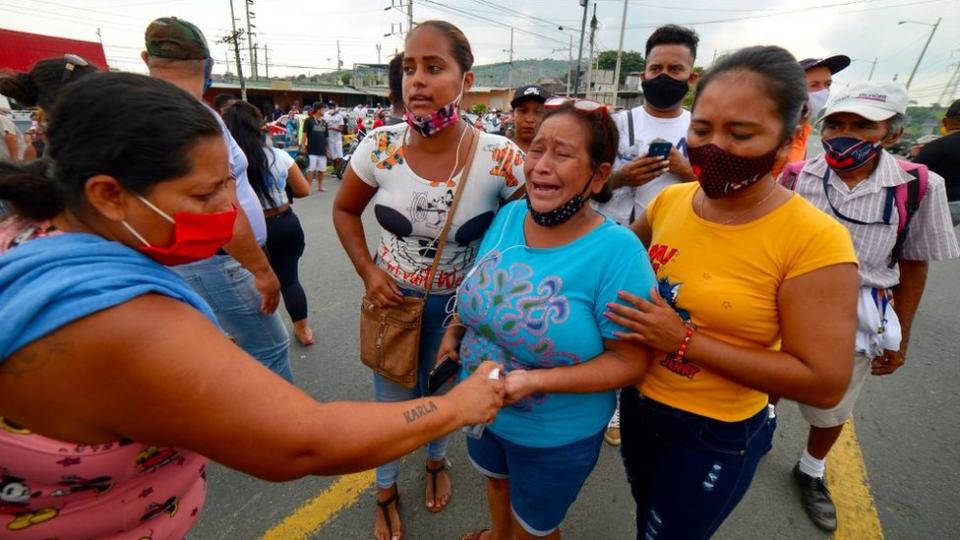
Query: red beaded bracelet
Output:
[[675, 325, 695, 363]]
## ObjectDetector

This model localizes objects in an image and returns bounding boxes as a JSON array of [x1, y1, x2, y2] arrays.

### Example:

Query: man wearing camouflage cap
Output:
[[142, 17, 293, 382]]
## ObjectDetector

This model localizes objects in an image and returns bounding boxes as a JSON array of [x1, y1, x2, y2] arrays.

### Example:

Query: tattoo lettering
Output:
[[402, 400, 439, 424]]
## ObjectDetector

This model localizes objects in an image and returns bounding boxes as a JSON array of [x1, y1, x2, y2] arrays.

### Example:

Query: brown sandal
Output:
[[459, 529, 489, 540], [425, 462, 451, 513], [375, 492, 401, 539]]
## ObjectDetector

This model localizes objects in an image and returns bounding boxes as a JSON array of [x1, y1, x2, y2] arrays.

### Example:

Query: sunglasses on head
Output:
[[60, 54, 90, 85], [544, 96, 609, 113]]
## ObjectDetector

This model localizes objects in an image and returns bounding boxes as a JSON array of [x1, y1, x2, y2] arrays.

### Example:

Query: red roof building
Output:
[[0, 28, 109, 72]]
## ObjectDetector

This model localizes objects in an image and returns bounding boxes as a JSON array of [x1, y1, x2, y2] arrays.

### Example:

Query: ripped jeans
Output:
[[619, 386, 771, 540]]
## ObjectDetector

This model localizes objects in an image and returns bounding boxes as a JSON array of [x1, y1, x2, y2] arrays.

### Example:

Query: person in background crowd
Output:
[[357, 112, 367, 137], [914, 99, 960, 225], [448, 97, 655, 540], [373, 110, 387, 130], [214, 93, 238, 116], [592, 23, 700, 448], [385, 54, 407, 126], [301, 102, 329, 192], [325, 101, 346, 173], [0, 99, 19, 162], [333, 20, 526, 540], [780, 81, 959, 532], [0, 72, 506, 539], [607, 45, 860, 539], [141, 16, 293, 381], [508, 84, 549, 153], [272, 103, 283, 121], [223, 101, 317, 346], [771, 55, 851, 177]]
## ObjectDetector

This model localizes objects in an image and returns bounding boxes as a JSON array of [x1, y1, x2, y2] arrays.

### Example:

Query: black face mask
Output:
[[641, 74, 690, 110], [527, 170, 596, 227]]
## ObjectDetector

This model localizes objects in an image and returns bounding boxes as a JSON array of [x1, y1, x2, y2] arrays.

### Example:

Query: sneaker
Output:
[[604, 407, 621, 446], [792, 464, 837, 532]]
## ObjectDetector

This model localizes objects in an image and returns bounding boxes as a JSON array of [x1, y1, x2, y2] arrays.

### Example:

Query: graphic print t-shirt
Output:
[[593, 106, 691, 225], [303, 116, 328, 156], [455, 201, 657, 447], [640, 183, 857, 422], [350, 123, 525, 294]]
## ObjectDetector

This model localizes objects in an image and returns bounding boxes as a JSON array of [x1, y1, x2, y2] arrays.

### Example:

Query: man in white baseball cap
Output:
[[778, 80, 959, 532]]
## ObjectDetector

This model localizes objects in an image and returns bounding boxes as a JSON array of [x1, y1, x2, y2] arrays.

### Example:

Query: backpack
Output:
[[780, 159, 928, 268]]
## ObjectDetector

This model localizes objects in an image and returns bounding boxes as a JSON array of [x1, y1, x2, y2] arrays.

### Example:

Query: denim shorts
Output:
[[467, 428, 604, 536]]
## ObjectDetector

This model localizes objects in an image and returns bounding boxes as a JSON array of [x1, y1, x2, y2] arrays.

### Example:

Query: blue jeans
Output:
[[175, 254, 293, 382], [619, 386, 771, 540], [373, 288, 453, 489]]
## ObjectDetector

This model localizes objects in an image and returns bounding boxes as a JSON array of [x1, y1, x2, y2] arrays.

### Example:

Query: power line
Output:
[[417, 0, 568, 46]]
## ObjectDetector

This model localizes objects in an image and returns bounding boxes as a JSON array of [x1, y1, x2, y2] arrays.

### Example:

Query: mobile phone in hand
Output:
[[428, 357, 461, 395], [647, 141, 673, 159]]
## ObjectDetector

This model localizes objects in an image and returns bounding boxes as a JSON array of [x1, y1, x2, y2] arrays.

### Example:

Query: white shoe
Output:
[[604, 407, 621, 446]]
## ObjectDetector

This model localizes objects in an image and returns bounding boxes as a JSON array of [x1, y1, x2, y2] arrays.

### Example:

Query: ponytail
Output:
[[0, 161, 64, 221]]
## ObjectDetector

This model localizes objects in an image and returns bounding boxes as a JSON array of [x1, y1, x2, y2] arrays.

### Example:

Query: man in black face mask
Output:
[[594, 24, 699, 229], [594, 24, 700, 448]]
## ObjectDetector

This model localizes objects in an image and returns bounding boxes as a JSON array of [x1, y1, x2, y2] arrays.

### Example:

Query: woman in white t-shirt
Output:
[[223, 102, 315, 345], [333, 20, 525, 540]]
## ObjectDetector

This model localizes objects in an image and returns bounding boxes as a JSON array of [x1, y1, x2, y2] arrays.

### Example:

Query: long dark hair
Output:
[[222, 101, 279, 208], [0, 72, 222, 221], [0, 56, 99, 110]]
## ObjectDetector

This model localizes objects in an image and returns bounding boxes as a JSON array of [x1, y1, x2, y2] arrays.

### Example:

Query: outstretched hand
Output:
[[605, 288, 687, 353]]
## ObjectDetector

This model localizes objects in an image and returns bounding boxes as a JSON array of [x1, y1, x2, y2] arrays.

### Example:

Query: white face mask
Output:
[[807, 89, 830, 121]]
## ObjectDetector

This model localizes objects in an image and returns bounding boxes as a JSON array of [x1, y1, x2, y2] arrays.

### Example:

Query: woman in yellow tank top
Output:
[[603, 46, 859, 539]]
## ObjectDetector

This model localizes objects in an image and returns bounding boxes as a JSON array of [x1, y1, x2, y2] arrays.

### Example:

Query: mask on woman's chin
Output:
[[403, 78, 466, 137], [526, 171, 597, 227]]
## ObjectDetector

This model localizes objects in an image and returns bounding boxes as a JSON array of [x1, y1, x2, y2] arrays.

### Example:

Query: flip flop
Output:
[[375, 492, 401, 540], [458, 529, 489, 540], [425, 462, 451, 513]]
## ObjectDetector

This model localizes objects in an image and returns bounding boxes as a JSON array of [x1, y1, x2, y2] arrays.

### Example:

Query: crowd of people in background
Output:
[[0, 10, 958, 540]]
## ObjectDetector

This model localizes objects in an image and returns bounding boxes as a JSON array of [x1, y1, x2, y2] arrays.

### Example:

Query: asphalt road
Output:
[[189, 177, 960, 540]]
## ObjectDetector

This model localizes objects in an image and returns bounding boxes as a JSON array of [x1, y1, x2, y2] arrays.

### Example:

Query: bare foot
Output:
[[293, 321, 315, 346], [425, 459, 452, 513], [375, 486, 402, 540]]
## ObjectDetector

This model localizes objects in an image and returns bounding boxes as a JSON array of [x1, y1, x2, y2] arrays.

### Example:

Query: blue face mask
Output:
[[202, 58, 213, 94], [822, 136, 882, 173]]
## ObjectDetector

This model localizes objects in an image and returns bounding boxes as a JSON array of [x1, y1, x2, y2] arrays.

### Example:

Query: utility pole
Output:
[[902, 17, 941, 90], [574, 0, 589, 97], [337, 39, 343, 79], [264, 44, 269, 78], [585, 3, 597, 100], [566, 35, 574, 96], [503, 28, 515, 90], [244, 0, 257, 78], [612, 0, 629, 107], [225, 51, 230, 74], [940, 62, 960, 104], [96, 27, 103, 48], [376, 43, 382, 65], [407, 0, 414, 35], [868, 57, 877, 80], [224, 0, 246, 101]]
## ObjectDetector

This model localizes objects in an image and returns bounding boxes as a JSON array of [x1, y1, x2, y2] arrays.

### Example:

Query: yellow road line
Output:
[[828, 419, 884, 540], [259, 470, 375, 540]]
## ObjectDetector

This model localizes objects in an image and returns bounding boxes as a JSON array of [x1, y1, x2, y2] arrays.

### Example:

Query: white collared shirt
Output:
[[791, 152, 959, 288]]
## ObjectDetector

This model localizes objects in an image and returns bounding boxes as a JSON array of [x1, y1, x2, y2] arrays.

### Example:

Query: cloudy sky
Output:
[[4, 0, 959, 104]]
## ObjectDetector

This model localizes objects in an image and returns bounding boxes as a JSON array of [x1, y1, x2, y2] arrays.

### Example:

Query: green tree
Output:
[[597, 50, 645, 83], [341, 73, 352, 86], [472, 103, 488, 115]]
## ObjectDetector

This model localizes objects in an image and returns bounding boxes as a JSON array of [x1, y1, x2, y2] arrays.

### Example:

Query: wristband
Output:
[[675, 325, 695, 363]]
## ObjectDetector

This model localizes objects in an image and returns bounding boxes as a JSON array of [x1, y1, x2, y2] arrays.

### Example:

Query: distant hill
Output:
[[473, 59, 572, 87]]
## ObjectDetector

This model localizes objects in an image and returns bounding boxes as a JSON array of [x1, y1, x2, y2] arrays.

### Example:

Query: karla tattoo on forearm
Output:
[[402, 400, 439, 424]]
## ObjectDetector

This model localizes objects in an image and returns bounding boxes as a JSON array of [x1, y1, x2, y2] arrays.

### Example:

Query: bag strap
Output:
[[779, 160, 807, 190], [888, 161, 929, 268], [627, 108, 635, 148], [423, 128, 480, 294]]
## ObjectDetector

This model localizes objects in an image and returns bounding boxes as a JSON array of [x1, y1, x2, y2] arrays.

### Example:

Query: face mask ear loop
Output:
[[120, 220, 152, 247], [135, 195, 175, 224]]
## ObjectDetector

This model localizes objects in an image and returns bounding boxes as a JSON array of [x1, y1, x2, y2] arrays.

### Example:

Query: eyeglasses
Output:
[[544, 96, 609, 113], [60, 54, 90, 85]]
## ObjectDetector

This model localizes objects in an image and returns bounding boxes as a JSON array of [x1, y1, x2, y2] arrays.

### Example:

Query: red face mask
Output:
[[688, 143, 779, 199], [121, 195, 237, 266]]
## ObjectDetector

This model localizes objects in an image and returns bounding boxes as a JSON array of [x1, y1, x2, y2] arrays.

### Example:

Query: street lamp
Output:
[[898, 18, 942, 89]]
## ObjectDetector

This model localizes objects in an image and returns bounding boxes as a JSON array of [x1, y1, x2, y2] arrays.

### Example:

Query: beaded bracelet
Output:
[[675, 325, 695, 363]]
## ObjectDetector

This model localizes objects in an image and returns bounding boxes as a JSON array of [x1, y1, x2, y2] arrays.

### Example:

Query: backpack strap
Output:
[[627, 108, 635, 148], [889, 161, 929, 268], [779, 160, 807, 190]]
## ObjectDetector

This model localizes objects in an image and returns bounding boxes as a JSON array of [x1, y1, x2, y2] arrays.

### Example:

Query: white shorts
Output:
[[327, 137, 344, 160], [798, 353, 871, 428], [307, 154, 327, 173]]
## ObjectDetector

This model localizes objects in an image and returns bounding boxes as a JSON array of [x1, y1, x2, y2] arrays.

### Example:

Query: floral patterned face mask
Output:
[[403, 78, 465, 137]]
